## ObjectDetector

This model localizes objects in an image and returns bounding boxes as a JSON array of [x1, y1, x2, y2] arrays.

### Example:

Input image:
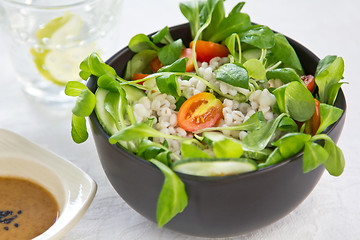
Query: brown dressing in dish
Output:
[[0, 177, 59, 240]]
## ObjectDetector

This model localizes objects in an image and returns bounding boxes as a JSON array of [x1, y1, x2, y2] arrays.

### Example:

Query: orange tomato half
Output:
[[177, 92, 223, 132], [190, 40, 229, 63]]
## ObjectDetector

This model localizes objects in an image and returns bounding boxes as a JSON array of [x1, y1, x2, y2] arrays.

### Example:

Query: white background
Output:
[[0, 0, 359, 239]]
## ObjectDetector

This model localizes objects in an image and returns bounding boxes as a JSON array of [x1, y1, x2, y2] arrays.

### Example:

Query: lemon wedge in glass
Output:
[[31, 12, 97, 86]]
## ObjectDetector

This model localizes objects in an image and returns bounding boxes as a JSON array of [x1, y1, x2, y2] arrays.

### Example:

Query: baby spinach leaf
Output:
[[158, 58, 187, 73], [243, 59, 266, 80], [317, 103, 343, 134], [158, 39, 183, 65], [272, 132, 311, 159], [315, 55, 337, 77], [156, 73, 181, 99], [258, 147, 283, 168], [268, 33, 303, 75], [124, 50, 157, 79], [149, 159, 188, 228], [215, 63, 249, 88], [152, 26, 174, 44], [315, 56, 344, 104], [128, 34, 159, 53], [71, 114, 88, 143], [243, 113, 287, 151], [266, 68, 304, 84], [224, 33, 241, 63], [303, 141, 328, 173], [208, 12, 251, 43], [181, 141, 210, 159], [109, 123, 185, 144], [285, 81, 315, 122], [239, 25, 275, 49]]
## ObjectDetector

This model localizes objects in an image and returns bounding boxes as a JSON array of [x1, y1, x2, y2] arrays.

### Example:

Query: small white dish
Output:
[[0, 128, 97, 240]]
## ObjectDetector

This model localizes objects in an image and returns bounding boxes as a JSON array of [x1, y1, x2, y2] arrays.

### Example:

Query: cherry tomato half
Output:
[[177, 92, 223, 132], [190, 40, 229, 63], [304, 99, 321, 136], [301, 75, 315, 93], [150, 48, 195, 73]]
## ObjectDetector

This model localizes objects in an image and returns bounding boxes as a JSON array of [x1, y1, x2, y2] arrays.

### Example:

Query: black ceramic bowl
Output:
[[88, 23, 346, 238]]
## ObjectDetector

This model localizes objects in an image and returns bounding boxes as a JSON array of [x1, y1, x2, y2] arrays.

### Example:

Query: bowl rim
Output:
[[88, 22, 347, 182]]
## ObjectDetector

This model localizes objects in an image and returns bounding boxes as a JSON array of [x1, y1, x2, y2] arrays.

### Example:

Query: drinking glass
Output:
[[0, 0, 122, 107]]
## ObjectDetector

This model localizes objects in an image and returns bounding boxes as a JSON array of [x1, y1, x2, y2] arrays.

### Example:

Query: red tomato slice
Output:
[[301, 75, 315, 93], [133, 73, 149, 80], [177, 92, 223, 132], [304, 99, 321, 136], [181, 48, 195, 72], [150, 57, 163, 73], [150, 48, 195, 73], [190, 40, 229, 63], [132, 73, 149, 85]]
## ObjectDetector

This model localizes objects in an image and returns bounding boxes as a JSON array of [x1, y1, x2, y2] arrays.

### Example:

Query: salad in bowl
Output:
[[65, 0, 346, 234]]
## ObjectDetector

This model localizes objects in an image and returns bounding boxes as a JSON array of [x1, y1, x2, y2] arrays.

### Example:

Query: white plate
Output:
[[0, 129, 97, 240]]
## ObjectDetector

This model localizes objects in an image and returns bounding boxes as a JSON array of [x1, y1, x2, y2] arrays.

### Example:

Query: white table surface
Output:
[[1, 0, 359, 239]]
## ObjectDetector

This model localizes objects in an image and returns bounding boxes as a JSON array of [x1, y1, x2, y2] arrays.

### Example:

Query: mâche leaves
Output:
[[72, 89, 96, 117], [150, 159, 188, 228], [128, 34, 159, 53], [303, 141, 328, 173], [243, 113, 287, 151], [71, 114, 88, 143], [317, 103, 343, 134], [272, 132, 311, 159], [158, 39, 183, 65], [315, 56, 344, 104], [284, 81, 315, 122]]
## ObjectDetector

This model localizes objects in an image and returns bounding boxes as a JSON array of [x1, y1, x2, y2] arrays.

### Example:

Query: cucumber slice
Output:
[[95, 85, 145, 135], [95, 88, 119, 135], [172, 158, 258, 177], [241, 147, 272, 161], [121, 85, 146, 104]]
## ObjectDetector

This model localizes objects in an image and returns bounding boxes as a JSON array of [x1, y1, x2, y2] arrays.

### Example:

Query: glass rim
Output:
[[1, 0, 98, 9]]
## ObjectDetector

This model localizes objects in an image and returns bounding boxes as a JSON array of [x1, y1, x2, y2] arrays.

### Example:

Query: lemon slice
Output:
[[31, 12, 96, 86]]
